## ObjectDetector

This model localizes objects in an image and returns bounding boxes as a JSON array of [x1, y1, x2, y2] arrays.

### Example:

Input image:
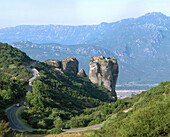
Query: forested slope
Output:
[[22, 62, 113, 129], [0, 42, 32, 81], [88, 81, 170, 137], [0, 43, 33, 121], [0, 43, 113, 133]]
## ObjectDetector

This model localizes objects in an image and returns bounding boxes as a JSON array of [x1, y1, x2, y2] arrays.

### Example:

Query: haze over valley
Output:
[[0, 12, 169, 85], [0, 0, 170, 136]]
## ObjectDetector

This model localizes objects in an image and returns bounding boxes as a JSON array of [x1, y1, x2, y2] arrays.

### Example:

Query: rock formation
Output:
[[89, 55, 118, 97], [77, 68, 87, 78], [44, 57, 79, 75], [62, 57, 79, 74], [44, 59, 62, 68]]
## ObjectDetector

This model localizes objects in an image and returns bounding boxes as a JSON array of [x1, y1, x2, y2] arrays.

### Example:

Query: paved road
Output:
[[63, 124, 102, 132], [26, 62, 39, 85], [5, 61, 103, 132], [5, 62, 39, 131], [5, 102, 33, 131]]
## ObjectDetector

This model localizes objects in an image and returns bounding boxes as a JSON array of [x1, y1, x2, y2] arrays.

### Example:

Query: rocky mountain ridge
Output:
[[11, 41, 116, 78], [2, 12, 170, 84]]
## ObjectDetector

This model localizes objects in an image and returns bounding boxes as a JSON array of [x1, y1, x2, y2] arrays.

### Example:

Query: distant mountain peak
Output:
[[17, 40, 34, 44], [144, 12, 167, 17], [135, 12, 169, 25], [146, 12, 165, 15]]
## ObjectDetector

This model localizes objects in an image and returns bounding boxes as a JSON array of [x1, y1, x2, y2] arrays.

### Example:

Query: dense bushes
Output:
[[1, 42, 169, 137], [118, 101, 170, 136], [0, 79, 28, 121], [0, 43, 32, 65], [0, 79, 29, 136], [89, 81, 170, 137], [22, 60, 134, 129], [22, 62, 114, 129], [0, 42, 33, 136], [0, 43, 32, 82]]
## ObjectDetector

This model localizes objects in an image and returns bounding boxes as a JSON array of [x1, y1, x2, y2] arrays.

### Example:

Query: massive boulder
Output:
[[89, 55, 118, 97], [62, 57, 79, 74], [77, 68, 87, 78], [44, 59, 62, 68], [44, 57, 79, 75]]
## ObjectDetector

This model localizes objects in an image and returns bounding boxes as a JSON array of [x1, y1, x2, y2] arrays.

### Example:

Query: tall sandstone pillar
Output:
[[89, 56, 118, 98]]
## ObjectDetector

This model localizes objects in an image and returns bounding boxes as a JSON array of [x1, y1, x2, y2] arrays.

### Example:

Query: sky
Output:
[[0, 0, 170, 28]]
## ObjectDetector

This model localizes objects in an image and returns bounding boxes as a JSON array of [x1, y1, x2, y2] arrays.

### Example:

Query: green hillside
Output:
[[88, 81, 170, 137], [0, 42, 169, 137], [0, 43, 113, 133], [0, 80, 27, 121], [0, 43, 33, 121], [22, 62, 113, 129], [0, 42, 33, 82]]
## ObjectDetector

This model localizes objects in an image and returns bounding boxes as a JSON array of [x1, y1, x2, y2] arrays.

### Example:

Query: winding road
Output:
[[63, 124, 102, 132], [5, 62, 39, 131], [26, 62, 39, 85], [5, 102, 33, 131], [5, 61, 103, 132]]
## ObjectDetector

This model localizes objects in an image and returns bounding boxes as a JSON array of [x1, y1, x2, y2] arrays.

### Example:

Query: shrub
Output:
[[47, 128, 62, 134]]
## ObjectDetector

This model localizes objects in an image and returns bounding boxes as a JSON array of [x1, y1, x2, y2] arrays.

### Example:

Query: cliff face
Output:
[[44, 57, 79, 74], [62, 57, 79, 74], [89, 56, 118, 97]]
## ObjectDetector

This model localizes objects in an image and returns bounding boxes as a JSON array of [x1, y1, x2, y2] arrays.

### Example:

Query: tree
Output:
[[0, 89, 14, 102], [28, 80, 45, 112], [0, 120, 10, 137], [38, 119, 46, 129], [26, 91, 32, 105], [53, 117, 63, 129]]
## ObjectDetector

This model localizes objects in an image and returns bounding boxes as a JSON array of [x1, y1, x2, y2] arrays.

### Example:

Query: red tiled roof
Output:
[[92, 56, 101, 60]]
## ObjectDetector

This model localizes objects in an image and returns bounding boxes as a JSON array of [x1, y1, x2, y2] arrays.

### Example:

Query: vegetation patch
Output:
[[0, 43, 33, 82], [22, 62, 113, 130], [88, 81, 170, 137], [9, 64, 17, 69], [17, 107, 34, 129]]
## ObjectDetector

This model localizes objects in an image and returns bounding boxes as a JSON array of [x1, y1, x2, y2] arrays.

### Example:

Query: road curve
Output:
[[63, 124, 102, 132], [26, 62, 40, 85], [5, 102, 33, 131], [5, 62, 103, 132], [5, 62, 39, 131]]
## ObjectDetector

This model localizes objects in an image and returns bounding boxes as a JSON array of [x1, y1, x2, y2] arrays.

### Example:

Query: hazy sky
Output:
[[0, 0, 170, 28]]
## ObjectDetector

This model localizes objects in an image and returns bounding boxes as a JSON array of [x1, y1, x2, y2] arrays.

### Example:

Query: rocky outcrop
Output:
[[62, 57, 79, 74], [44, 59, 62, 68], [77, 68, 87, 78], [89, 55, 118, 97], [44, 57, 79, 74]]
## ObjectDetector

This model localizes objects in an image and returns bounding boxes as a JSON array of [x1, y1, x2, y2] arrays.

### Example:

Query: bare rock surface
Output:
[[77, 68, 87, 78], [89, 55, 118, 97], [62, 57, 79, 74], [44, 57, 79, 74], [44, 59, 62, 68]]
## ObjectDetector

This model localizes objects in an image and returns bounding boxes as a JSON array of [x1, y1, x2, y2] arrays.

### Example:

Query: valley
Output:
[[0, 12, 170, 137], [116, 90, 145, 99], [0, 43, 117, 135], [3, 12, 169, 84]]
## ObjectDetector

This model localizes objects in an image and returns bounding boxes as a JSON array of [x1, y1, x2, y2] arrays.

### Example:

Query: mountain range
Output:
[[1, 12, 170, 84]]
